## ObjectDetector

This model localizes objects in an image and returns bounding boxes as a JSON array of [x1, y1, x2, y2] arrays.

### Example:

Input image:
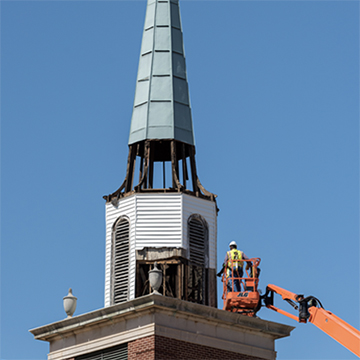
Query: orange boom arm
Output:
[[263, 284, 360, 357]]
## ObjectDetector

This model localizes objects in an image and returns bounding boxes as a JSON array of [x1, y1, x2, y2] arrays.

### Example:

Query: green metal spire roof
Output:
[[128, 0, 195, 146]]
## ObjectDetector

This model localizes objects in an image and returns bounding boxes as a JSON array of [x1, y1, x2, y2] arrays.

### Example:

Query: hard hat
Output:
[[229, 241, 237, 248]]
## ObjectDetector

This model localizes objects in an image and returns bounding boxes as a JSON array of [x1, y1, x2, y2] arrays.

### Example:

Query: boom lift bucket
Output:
[[220, 261, 360, 356], [221, 257, 261, 316]]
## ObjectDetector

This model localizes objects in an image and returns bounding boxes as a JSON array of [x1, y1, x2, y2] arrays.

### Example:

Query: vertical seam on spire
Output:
[[145, 0, 158, 141], [169, 0, 175, 140], [178, 1, 195, 146]]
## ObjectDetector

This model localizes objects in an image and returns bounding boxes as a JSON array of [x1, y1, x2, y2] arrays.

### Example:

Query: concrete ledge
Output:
[[30, 295, 294, 360]]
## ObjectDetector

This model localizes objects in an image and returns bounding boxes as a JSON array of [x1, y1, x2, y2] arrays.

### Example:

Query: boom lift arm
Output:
[[263, 284, 360, 357]]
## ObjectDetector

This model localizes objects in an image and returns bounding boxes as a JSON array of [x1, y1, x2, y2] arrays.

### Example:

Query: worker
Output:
[[223, 241, 252, 292]]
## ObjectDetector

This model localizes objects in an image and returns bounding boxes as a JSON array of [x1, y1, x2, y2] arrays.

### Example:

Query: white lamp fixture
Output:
[[149, 262, 162, 295], [63, 288, 77, 318]]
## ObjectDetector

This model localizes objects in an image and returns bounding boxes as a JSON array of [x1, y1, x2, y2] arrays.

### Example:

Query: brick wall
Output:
[[128, 335, 267, 360], [128, 335, 155, 360]]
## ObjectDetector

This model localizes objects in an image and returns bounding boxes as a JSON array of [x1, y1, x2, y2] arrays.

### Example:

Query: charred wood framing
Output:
[[103, 139, 217, 203], [135, 257, 215, 307], [135, 247, 216, 307]]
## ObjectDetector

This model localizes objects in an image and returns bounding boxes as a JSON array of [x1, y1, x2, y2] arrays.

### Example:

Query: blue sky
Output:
[[1, 1, 359, 359]]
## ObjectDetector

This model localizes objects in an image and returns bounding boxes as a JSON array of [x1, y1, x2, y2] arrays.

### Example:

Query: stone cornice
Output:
[[30, 294, 293, 341]]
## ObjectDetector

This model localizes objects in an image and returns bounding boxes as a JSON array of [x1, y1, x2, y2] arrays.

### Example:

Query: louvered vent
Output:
[[76, 343, 127, 360], [188, 215, 208, 304], [189, 217, 205, 266], [113, 218, 130, 304]]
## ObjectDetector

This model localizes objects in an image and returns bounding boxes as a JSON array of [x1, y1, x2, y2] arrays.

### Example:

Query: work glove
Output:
[[217, 264, 226, 277]]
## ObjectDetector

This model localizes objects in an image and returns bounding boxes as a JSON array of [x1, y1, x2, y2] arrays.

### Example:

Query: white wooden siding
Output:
[[104, 197, 136, 307], [183, 195, 217, 269], [135, 195, 183, 248], [104, 193, 217, 307]]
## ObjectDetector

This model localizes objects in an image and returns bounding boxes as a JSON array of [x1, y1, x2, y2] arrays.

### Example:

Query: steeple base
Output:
[[104, 192, 217, 308], [103, 140, 217, 204]]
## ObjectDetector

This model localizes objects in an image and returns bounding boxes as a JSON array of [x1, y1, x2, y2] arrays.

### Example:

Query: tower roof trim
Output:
[[128, 0, 195, 146]]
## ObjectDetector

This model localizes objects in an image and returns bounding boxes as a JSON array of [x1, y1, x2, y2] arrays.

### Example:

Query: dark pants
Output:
[[227, 267, 243, 292]]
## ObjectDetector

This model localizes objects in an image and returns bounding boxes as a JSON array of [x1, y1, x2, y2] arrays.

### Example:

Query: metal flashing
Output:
[[129, 0, 195, 146]]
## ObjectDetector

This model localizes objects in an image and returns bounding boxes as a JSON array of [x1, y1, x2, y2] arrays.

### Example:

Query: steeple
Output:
[[104, 0, 214, 203], [30, 1, 295, 356], [129, 0, 194, 146], [103, 0, 218, 309]]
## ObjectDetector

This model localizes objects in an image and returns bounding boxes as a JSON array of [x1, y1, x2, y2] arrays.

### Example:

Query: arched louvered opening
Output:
[[189, 217, 206, 266], [112, 217, 130, 304], [188, 215, 208, 305]]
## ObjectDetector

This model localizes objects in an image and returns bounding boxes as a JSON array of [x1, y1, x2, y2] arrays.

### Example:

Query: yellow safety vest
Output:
[[227, 249, 243, 277]]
